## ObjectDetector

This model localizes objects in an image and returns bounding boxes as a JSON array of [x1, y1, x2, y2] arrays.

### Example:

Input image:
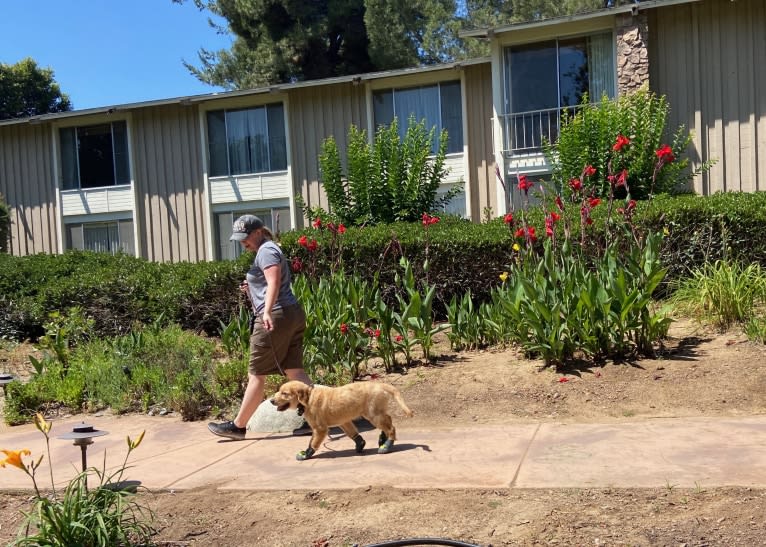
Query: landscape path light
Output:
[[58, 422, 109, 473], [0, 373, 14, 397]]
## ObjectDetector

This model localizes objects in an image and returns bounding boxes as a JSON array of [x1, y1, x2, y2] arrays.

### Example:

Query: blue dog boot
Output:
[[296, 446, 315, 461]]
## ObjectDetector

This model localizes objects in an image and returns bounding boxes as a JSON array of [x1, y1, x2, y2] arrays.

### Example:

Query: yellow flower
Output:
[[499, 272, 509, 282], [34, 412, 51, 435], [663, 226, 669, 236], [512, 243, 520, 252], [1, 449, 31, 471], [127, 430, 146, 450]]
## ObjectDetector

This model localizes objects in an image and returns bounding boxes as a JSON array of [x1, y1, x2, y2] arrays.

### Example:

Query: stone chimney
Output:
[[616, 12, 649, 95]]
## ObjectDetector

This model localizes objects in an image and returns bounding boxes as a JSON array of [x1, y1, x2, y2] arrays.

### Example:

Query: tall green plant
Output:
[[545, 87, 711, 199], [318, 116, 463, 225]]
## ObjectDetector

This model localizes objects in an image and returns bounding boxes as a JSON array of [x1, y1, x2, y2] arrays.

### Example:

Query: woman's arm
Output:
[[261, 262, 281, 331]]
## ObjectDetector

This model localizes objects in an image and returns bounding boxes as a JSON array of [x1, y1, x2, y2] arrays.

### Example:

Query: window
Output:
[[66, 219, 134, 255], [373, 81, 463, 154], [60, 121, 130, 190], [207, 104, 287, 177], [215, 208, 291, 260], [503, 32, 614, 153]]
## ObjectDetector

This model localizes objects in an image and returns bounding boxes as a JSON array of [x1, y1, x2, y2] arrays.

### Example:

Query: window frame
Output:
[[206, 103, 288, 178], [372, 80, 464, 155], [59, 120, 131, 190]]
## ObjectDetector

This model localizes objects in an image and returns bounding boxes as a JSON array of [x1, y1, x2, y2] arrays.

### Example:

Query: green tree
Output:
[[179, 0, 457, 89], [0, 58, 72, 120], [178, 0, 613, 88]]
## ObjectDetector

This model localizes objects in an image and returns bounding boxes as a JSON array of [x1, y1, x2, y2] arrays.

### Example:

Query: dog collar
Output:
[[297, 403, 305, 416]]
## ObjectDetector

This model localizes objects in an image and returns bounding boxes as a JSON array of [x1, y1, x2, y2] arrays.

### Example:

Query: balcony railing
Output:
[[497, 105, 583, 155]]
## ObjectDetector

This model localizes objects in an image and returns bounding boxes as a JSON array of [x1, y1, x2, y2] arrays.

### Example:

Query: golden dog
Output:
[[270, 380, 414, 460]]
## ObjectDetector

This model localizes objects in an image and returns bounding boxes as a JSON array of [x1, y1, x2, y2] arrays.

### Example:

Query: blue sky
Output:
[[1, 1, 233, 111]]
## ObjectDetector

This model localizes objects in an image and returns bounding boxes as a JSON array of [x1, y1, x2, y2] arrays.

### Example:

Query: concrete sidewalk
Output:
[[2, 414, 765, 492]]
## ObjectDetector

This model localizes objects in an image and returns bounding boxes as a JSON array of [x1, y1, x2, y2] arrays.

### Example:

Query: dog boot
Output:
[[296, 446, 316, 461], [378, 432, 394, 454], [352, 434, 366, 453]]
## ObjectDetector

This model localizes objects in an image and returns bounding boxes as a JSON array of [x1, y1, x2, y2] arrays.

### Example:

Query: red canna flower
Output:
[[514, 227, 525, 238], [395, 334, 403, 342], [291, 256, 303, 272], [298, 235, 309, 248], [517, 174, 534, 193], [550, 211, 561, 222], [312, 218, 322, 229], [327, 222, 336, 233], [527, 226, 537, 242], [569, 178, 582, 192], [655, 144, 675, 164], [555, 195, 564, 211], [583, 165, 596, 178], [340, 323, 349, 334], [585, 217, 594, 225], [545, 217, 554, 237], [589, 197, 602, 208], [627, 199, 637, 211], [503, 213, 514, 224], [612, 134, 631, 152], [374, 329, 381, 338], [422, 212, 441, 226], [337, 223, 346, 234], [307, 239, 318, 252]]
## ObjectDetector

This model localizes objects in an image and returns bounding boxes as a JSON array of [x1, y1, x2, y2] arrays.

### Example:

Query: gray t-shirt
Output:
[[245, 241, 298, 313]]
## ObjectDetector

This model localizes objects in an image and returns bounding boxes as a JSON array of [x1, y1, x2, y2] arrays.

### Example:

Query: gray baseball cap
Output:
[[230, 214, 264, 241]]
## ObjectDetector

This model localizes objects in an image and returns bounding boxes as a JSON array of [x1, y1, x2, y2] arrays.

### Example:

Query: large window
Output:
[[215, 208, 290, 260], [503, 32, 614, 153], [60, 121, 130, 189], [373, 81, 463, 154], [207, 104, 287, 177], [66, 219, 134, 255]]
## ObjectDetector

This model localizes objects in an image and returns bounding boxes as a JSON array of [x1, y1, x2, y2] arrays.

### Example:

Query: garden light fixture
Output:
[[58, 422, 109, 473]]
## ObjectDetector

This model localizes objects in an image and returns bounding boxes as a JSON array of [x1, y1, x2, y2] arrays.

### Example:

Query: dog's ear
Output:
[[296, 384, 311, 407]]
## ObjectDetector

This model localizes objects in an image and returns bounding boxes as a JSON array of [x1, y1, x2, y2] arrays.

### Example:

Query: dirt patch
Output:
[[1, 319, 765, 546]]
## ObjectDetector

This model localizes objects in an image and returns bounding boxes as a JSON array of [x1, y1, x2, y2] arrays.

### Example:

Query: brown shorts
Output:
[[249, 303, 306, 376]]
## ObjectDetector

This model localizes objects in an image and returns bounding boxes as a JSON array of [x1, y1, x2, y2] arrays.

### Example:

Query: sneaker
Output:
[[291, 420, 312, 436], [208, 420, 246, 440]]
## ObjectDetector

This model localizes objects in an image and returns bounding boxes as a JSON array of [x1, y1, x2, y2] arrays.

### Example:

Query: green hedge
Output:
[[1, 192, 764, 341]]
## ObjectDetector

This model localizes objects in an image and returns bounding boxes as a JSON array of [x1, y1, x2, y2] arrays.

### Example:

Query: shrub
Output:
[[545, 87, 711, 199], [316, 116, 463, 225]]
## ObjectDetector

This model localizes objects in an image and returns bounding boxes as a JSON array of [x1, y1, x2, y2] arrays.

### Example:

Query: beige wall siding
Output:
[[0, 123, 58, 255], [649, 0, 765, 194], [131, 104, 208, 262], [464, 62, 496, 220], [287, 82, 368, 226]]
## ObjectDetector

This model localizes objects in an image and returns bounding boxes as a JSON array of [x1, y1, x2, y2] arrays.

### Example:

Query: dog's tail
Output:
[[383, 384, 414, 417]]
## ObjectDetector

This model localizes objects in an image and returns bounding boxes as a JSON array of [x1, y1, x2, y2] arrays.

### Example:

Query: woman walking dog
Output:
[[208, 214, 313, 440]]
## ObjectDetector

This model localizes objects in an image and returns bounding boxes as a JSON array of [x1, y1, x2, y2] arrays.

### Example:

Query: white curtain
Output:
[[588, 32, 616, 102]]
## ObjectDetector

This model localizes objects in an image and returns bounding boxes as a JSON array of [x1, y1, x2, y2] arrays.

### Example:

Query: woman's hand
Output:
[[262, 311, 274, 331]]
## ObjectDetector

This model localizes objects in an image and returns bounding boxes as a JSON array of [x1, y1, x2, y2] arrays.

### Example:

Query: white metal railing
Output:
[[497, 105, 583, 155]]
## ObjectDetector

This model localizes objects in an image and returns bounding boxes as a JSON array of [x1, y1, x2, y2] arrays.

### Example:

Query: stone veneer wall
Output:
[[616, 12, 649, 95]]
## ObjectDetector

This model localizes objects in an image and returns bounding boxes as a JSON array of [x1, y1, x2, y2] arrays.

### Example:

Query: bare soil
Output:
[[2, 319, 766, 546]]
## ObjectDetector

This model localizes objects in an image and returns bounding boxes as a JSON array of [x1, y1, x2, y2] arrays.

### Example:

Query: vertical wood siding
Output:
[[131, 104, 208, 262], [649, 0, 765, 194], [0, 124, 57, 255], [286, 82, 368, 226], [464, 63, 496, 220]]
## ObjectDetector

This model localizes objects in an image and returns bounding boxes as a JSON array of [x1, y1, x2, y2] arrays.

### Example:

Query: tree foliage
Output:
[[0, 58, 72, 120], [179, 0, 610, 89]]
